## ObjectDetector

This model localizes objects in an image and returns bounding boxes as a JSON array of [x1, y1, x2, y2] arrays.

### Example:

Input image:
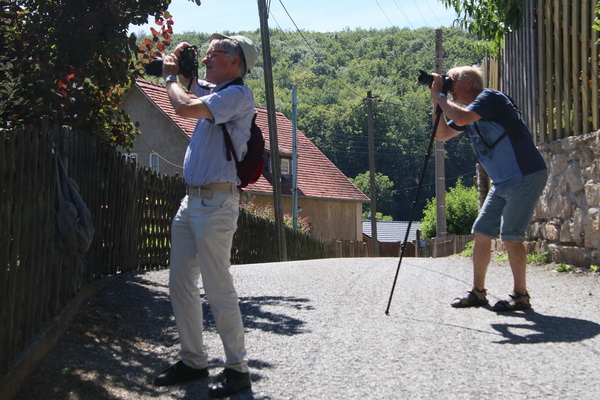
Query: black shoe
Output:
[[153, 361, 208, 386], [208, 368, 251, 398]]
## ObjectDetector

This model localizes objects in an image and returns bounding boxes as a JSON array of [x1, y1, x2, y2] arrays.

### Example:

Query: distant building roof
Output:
[[135, 79, 369, 203], [362, 220, 421, 243], [135, 79, 198, 136]]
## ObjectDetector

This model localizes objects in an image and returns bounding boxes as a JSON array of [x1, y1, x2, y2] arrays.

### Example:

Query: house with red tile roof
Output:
[[120, 79, 369, 241]]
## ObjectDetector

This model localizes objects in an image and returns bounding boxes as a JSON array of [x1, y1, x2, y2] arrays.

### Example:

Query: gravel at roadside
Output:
[[14, 256, 600, 400]]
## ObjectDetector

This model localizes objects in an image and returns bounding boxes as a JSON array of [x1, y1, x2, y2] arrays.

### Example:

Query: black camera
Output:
[[144, 46, 199, 79], [418, 70, 454, 94]]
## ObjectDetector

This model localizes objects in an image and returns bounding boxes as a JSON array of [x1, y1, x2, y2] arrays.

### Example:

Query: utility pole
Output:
[[367, 91, 379, 256], [258, 0, 287, 261], [292, 85, 299, 230], [434, 29, 447, 240]]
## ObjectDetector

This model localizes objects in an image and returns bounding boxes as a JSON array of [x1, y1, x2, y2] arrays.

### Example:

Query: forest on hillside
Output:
[[143, 27, 487, 220]]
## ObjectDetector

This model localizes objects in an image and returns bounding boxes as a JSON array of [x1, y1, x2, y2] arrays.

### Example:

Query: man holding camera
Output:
[[429, 66, 547, 312], [152, 34, 258, 398]]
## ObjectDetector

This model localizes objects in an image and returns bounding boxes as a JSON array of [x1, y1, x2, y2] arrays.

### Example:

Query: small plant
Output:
[[527, 251, 551, 265], [555, 263, 575, 273], [590, 265, 599, 273], [495, 252, 508, 261], [460, 241, 474, 257], [241, 197, 312, 234]]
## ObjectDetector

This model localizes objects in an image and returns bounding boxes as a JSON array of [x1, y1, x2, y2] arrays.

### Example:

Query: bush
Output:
[[527, 251, 551, 265], [460, 241, 474, 257], [241, 199, 312, 235], [555, 263, 575, 273], [420, 178, 478, 239], [1, 1, 196, 147]]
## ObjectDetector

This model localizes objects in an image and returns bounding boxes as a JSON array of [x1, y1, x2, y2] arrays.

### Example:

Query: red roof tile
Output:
[[134, 79, 369, 202], [135, 79, 198, 137]]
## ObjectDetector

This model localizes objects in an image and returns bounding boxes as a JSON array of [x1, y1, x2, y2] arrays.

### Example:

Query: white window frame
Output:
[[150, 153, 160, 173], [280, 158, 291, 176]]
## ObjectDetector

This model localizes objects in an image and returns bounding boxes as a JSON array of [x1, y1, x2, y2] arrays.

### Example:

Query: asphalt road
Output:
[[15, 256, 600, 400]]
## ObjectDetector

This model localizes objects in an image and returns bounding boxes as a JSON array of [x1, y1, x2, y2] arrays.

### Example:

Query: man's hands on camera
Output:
[[173, 42, 193, 59], [162, 42, 196, 86], [162, 54, 180, 79], [430, 73, 445, 101]]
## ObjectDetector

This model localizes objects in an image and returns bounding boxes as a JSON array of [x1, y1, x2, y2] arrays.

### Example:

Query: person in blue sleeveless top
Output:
[[429, 66, 547, 312], [152, 34, 258, 398]]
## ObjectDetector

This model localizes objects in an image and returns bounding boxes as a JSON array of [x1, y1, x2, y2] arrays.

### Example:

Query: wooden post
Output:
[[434, 29, 447, 240], [257, 0, 287, 261], [366, 91, 379, 256]]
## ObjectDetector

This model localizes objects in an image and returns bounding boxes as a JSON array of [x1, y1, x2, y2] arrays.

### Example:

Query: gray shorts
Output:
[[472, 169, 548, 242]]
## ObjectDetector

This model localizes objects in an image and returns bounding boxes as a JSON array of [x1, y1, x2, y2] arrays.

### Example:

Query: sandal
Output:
[[451, 288, 488, 308], [492, 291, 531, 312]]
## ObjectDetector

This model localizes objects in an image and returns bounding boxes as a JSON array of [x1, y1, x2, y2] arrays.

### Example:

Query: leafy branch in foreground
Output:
[[441, 0, 523, 54], [0, 0, 201, 148]]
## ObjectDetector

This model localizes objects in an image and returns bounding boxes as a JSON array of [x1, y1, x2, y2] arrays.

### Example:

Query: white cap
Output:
[[210, 34, 259, 74]]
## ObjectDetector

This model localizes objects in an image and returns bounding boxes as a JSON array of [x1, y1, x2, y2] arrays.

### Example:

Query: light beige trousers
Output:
[[168, 191, 248, 373]]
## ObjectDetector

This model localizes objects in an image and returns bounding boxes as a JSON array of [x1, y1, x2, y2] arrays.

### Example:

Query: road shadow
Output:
[[201, 294, 313, 336], [241, 295, 313, 335], [14, 271, 311, 400], [491, 310, 600, 344]]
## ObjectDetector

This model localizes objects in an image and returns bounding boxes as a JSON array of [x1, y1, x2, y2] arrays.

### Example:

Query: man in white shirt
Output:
[[153, 34, 258, 399]]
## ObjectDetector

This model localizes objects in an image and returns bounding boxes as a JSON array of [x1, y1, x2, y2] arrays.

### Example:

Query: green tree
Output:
[[351, 172, 397, 220], [420, 178, 478, 239], [0, 0, 201, 147], [151, 28, 484, 220], [596, 1, 600, 39], [441, 0, 523, 53]]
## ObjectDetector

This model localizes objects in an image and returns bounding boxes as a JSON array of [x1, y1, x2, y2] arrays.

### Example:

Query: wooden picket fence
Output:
[[484, 0, 599, 142], [416, 234, 474, 258], [0, 124, 351, 394]]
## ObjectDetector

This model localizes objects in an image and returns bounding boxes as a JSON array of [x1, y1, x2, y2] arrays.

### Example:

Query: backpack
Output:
[[54, 149, 95, 256], [221, 114, 265, 188], [217, 77, 265, 188]]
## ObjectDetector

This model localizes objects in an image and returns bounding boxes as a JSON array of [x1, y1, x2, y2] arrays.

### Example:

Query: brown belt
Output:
[[186, 183, 237, 198]]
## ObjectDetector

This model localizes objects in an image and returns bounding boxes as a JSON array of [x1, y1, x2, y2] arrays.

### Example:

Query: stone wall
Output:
[[527, 130, 600, 267]]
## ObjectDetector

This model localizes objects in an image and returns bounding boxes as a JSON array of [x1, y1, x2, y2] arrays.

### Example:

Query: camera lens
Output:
[[144, 58, 164, 77], [418, 70, 434, 87]]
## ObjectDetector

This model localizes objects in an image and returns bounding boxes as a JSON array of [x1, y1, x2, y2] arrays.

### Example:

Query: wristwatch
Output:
[[164, 75, 178, 84], [436, 92, 446, 100]]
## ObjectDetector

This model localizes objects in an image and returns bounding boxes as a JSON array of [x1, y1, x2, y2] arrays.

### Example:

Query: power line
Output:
[[374, 0, 401, 28], [276, 0, 364, 99], [389, 0, 416, 29], [425, 0, 445, 27], [394, 170, 477, 194], [132, 133, 184, 169], [409, 0, 429, 27], [268, 7, 293, 41]]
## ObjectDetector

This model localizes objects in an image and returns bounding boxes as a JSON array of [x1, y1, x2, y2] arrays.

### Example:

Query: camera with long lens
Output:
[[418, 70, 454, 94], [144, 46, 199, 79]]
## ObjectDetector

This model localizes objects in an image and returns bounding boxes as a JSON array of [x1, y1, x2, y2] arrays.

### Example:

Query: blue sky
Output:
[[129, 0, 459, 35]]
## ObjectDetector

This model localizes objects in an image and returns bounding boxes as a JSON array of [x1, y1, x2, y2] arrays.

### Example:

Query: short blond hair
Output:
[[447, 66, 484, 90]]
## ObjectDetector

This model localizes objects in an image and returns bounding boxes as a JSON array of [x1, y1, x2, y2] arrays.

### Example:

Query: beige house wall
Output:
[[120, 89, 189, 176], [120, 84, 366, 243], [246, 193, 364, 241]]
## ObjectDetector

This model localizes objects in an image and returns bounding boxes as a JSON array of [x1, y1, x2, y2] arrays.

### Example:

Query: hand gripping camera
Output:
[[144, 46, 199, 79], [417, 70, 454, 94]]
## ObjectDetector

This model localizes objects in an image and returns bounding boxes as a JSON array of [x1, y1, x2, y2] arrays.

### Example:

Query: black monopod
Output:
[[384, 86, 446, 315]]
